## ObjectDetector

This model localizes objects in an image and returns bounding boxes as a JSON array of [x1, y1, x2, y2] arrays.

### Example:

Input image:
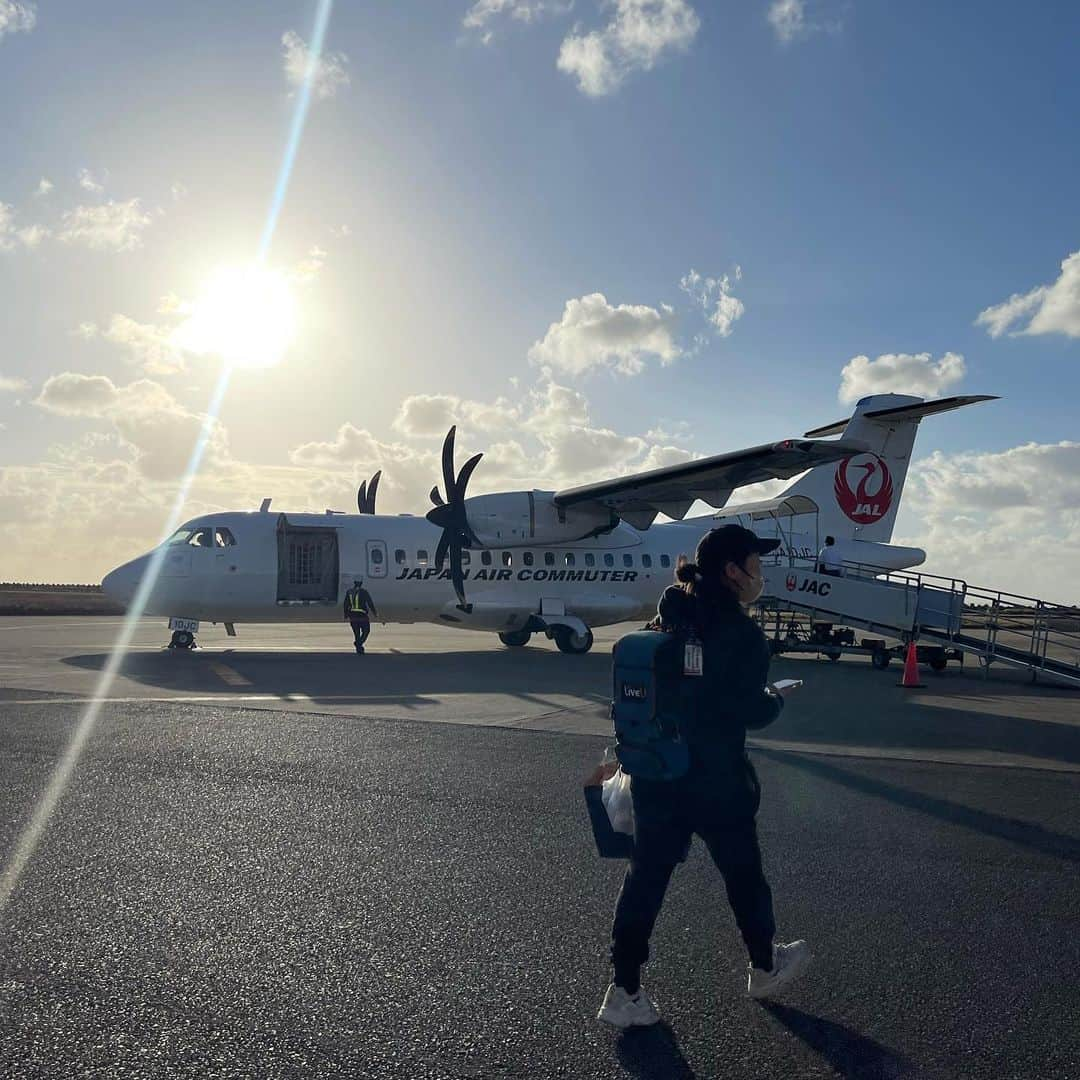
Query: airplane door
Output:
[[366, 540, 388, 579]]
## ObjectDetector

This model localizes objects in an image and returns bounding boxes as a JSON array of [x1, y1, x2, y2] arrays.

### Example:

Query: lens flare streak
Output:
[[0, 0, 336, 912]]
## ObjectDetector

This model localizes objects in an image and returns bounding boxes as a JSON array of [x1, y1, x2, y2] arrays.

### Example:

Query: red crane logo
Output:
[[834, 454, 894, 524]]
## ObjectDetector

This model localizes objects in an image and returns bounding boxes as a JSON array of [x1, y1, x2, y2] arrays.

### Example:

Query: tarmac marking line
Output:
[[207, 662, 253, 688]]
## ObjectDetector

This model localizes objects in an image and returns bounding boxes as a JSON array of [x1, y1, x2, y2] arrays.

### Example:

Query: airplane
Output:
[[101, 392, 996, 652]]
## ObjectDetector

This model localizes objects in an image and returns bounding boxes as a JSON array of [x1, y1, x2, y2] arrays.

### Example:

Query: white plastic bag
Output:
[[601, 767, 635, 837]]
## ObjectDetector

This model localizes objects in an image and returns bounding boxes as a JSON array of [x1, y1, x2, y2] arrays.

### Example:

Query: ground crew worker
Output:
[[343, 578, 378, 654], [597, 524, 809, 1029], [819, 535, 844, 576]]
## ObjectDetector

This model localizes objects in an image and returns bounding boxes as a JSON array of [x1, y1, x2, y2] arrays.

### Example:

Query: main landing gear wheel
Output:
[[929, 653, 948, 673], [499, 630, 532, 648], [553, 626, 594, 655], [169, 629, 196, 650]]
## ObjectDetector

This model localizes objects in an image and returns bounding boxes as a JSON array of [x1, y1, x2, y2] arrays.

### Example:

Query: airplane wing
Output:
[[552, 437, 868, 529]]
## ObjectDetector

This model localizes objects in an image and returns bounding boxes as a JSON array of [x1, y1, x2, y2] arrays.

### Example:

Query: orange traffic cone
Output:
[[898, 640, 925, 688]]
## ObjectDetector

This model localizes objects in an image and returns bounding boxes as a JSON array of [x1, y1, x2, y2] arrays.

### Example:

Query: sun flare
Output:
[[177, 264, 298, 369]]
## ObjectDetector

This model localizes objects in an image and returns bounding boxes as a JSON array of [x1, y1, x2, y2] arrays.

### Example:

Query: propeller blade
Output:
[[434, 532, 450, 570], [366, 471, 381, 513], [449, 539, 467, 608], [453, 452, 484, 504], [429, 485, 445, 507], [356, 481, 368, 514], [441, 427, 457, 503]]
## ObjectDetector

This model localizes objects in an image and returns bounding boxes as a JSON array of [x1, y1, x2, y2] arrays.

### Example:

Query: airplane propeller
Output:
[[425, 426, 482, 611], [356, 470, 381, 514]]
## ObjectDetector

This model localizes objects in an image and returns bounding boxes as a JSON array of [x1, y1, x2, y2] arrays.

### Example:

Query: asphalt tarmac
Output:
[[1, 617, 1078, 1079]]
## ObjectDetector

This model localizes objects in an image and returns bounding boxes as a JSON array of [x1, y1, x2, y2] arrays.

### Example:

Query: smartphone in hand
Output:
[[772, 678, 804, 692]]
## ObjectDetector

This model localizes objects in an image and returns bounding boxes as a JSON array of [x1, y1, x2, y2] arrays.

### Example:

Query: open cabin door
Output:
[[276, 516, 340, 603]]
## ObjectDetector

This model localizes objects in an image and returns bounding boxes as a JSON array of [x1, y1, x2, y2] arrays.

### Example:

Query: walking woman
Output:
[[598, 524, 809, 1028]]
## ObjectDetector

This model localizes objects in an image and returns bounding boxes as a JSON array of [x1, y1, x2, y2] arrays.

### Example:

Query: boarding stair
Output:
[[758, 557, 1080, 686]]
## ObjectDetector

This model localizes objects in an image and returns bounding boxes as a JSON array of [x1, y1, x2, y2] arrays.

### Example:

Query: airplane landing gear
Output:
[[499, 630, 532, 648], [553, 626, 594, 655], [169, 630, 196, 650]]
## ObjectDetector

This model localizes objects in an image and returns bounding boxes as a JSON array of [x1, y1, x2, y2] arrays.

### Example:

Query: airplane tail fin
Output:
[[780, 394, 996, 543]]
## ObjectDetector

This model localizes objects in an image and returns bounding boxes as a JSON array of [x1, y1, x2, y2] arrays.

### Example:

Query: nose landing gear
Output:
[[169, 629, 197, 650]]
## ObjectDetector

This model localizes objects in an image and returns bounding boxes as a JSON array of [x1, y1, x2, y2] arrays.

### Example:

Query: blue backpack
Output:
[[611, 627, 700, 781]]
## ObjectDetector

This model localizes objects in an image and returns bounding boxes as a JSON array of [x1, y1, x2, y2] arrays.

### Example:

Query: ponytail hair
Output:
[[675, 561, 702, 586], [676, 558, 738, 617]]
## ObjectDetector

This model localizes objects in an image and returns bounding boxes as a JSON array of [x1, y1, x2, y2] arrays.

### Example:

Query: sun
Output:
[[176, 264, 299, 369]]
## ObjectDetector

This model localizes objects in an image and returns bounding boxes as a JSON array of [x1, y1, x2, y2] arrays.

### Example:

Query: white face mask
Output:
[[734, 564, 764, 603]]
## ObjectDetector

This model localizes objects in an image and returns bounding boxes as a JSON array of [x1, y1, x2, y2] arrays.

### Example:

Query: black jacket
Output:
[[653, 585, 783, 810]]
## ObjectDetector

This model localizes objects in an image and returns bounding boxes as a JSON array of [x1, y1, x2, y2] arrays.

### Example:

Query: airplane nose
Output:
[[101, 554, 150, 608]]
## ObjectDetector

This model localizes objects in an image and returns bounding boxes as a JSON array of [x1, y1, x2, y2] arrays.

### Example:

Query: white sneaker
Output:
[[597, 983, 661, 1028], [746, 940, 810, 999]]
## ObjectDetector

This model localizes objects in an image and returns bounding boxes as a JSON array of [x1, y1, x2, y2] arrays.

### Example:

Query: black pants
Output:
[[349, 618, 371, 650], [610, 776, 776, 991]]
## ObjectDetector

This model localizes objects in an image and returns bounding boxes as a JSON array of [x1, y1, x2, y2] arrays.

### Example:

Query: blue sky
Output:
[[1, 0, 1078, 597]]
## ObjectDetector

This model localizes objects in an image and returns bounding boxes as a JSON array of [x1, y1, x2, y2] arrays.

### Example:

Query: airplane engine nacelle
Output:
[[465, 491, 617, 548]]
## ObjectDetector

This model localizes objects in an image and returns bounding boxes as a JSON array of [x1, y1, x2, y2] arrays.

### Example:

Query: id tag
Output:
[[683, 641, 703, 677]]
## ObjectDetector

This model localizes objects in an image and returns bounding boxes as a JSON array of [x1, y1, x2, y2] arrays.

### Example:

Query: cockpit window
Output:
[[188, 527, 214, 548], [166, 527, 196, 546], [214, 528, 237, 548]]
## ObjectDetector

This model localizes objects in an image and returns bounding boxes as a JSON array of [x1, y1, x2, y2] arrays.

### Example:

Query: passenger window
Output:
[[188, 527, 213, 548], [642, 554, 652, 568], [502, 551, 513, 567], [544, 552, 555, 567], [660, 554, 671, 568], [481, 551, 493, 566], [214, 527, 237, 548], [565, 553, 576, 567], [604, 553, 615, 568], [395, 548, 406, 564], [623, 554, 633, 568], [417, 549, 429, 566], [523, 551, 534, 567], [371, 548, 384, 565], [585, 553, 595, 567]]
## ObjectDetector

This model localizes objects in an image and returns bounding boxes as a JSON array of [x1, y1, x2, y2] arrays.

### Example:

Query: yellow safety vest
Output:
[[347, 591, 367, 616]]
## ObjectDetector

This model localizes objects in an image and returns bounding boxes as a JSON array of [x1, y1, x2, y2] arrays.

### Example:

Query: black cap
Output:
[[696, 524, 780, 571]]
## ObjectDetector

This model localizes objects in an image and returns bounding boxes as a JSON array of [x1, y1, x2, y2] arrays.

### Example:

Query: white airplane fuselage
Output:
[[102, 507, 878, 637]]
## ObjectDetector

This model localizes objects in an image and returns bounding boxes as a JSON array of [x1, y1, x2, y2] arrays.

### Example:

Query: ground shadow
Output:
[[61, 648, 613, 714], [756, 747, 1080, 864], [761, 1002, 911, 1079], [615, 1021, 697, 1080]]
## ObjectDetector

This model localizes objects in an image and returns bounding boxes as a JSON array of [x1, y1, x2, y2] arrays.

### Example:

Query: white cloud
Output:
[[0, 373, 29, 393], [0, 1, 35, 41], [58, 199, 154, 253], [100, 314, 187, 375], [838, 351, 966, 404], [528, 292, 681, 376], [557, 0, 699, 96], [77, 168, 105, 194], [34, 177, 53, 197], [393, 393, 520, 438], [975, 250, 1080, 340], [34, 373, 227, 481], [17, 223, 48, 248], [464, 0, 573, 42], [292, 245, 327, 284], [0, 202, 47, 251], [679, 267, 745, 337], [281, 30, 350, 100], [767, 0, 806, 42], [900, 441, 1080, 603], [767, 0, 842, 44]]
